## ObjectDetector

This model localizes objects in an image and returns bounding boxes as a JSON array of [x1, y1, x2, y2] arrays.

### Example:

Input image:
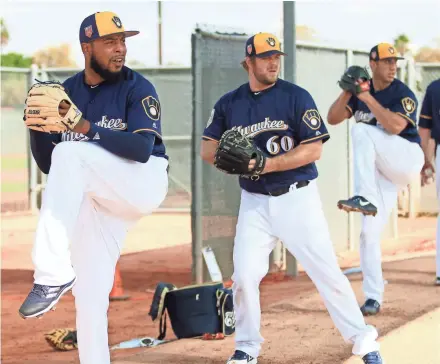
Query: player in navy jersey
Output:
[[418, 78, 440, 285], [18, 12, 168, 364], [201, 32, 383, 364], [327, 43, 424, 315]]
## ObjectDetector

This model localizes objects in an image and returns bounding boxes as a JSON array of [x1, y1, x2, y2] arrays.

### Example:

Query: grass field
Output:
[[1, 155, 28, 193], [1, 182, 27, 193], [1, 156, 27, 170]]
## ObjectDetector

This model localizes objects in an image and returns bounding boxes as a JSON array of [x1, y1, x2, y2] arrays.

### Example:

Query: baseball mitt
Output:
[[338, 66, 371, 95], [44, 328, 78, 351], [214, 129, 266, 180], [24, 80, 83, 134]]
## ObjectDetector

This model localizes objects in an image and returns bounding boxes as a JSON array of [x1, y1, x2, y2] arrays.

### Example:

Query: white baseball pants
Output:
[[232, 181, 380, 359], [31, 141, 168, 364], [351, 123, 424, 303]]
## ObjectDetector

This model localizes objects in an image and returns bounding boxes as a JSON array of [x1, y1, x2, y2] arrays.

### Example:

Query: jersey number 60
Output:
[[266, 136, 294, 155]]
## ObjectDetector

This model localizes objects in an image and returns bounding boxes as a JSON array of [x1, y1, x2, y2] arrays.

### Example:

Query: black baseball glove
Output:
[[338, 66, 371, 95], [214, 129, 266, 180]]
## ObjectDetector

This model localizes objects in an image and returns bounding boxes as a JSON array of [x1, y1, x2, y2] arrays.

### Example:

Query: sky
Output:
[[2, 0, 440, 68]]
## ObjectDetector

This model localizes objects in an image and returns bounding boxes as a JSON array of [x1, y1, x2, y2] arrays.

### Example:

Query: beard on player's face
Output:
[[255, 72, 278, 85], [253, 67, 279, 85], [90, 53, 123, 83], [252, 57, 280, 85]]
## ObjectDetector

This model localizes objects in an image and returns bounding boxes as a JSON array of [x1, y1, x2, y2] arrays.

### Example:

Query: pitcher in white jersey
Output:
[[200, 32, 384, 364], [327, 43, 424, 315]]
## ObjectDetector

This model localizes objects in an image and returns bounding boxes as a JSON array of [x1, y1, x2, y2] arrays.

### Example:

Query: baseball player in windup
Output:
[[418, 77, 440, 285], [19, 11, 169, 364], [327, 43, 424, 315], [200, 32, 383, 364]]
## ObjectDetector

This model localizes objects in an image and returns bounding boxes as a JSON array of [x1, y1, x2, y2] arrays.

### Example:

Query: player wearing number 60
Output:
[[200, 32, 383, 364]]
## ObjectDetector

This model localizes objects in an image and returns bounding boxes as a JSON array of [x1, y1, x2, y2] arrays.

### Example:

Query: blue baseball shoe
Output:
[[19, 278, 76, 319], [338, 196, 378, 216], [360, 299, 381, 316], [226, 350, 257, 364], [362, 351, 383, 363]]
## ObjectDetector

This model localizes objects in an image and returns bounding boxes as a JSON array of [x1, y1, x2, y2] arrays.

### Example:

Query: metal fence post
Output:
[[191, 33, 204, 284], [28, 64, 39, 212], [283, 0, 298, 277], [345, 50, 356, 251]]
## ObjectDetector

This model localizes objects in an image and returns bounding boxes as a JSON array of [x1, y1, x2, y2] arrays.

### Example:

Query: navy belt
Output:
[[262, 180, 310, 197]]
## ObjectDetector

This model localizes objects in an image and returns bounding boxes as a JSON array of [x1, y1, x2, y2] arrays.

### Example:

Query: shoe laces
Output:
[[31, 284, 50, 298]]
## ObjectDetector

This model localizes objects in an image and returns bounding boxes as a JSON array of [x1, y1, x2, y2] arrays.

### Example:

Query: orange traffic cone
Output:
[[109, 263, 130, 301]]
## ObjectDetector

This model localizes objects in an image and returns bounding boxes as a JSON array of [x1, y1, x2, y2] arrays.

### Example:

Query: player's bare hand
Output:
[[72, 118, 91, 135], [59, 100, 71, 117], [421, 161, 435, 186], [356, 82, 371, 101], [248, 159, 256, 170]]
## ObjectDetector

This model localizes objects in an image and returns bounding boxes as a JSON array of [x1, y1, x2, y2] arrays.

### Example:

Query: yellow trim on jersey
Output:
[[300, 133, 329, 144], [133, 128, 162, 138], [420, 114, 432, 120], [396, 112, 416, 126], [345, 105, 353, 117], [202, 136, 219, 142]]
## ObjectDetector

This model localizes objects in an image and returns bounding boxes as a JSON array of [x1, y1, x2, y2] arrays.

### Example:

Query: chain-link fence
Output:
[[415, 63, 440, 106], [1, 68, 32, 212]]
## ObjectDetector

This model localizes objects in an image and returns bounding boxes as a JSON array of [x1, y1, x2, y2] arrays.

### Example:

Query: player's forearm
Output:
[[360, 94, 407, 134], [29, 130, 59, 174], [263, 141, 322, 174], [419, 127, 435, 163], [84, 122, 155, 163], [327, 91, 352, 125], [200, 139, 219, 165]]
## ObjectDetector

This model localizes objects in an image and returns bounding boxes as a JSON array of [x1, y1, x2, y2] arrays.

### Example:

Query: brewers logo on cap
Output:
[[79, 11, 139, 43], [244, 32, 287, 58], [369, 43, 404, 61]]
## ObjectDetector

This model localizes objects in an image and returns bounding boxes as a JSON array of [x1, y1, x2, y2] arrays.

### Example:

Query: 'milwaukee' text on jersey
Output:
[[203, 79, 330, 194]]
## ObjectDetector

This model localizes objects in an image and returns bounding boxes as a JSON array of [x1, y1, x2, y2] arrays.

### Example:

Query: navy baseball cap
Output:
[[245, 32, 286, 58], [79, 11, 139, 44]]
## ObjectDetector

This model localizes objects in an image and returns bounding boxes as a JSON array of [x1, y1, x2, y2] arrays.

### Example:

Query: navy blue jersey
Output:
[[203, 79, 330, 194], [418, 78, 440, 143], [61, 66, 167, 158], [346, 78, 420, 144]]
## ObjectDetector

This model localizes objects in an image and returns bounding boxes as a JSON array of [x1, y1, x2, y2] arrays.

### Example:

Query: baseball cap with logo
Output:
[[245, 32, 287, 58], [79, 11, 139, 44], [369, 43, 404, 61]]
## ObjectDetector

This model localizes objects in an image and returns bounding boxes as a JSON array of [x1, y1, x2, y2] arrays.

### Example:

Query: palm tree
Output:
[[1, 18, 10, 46], [394, 34, 410, 56]]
